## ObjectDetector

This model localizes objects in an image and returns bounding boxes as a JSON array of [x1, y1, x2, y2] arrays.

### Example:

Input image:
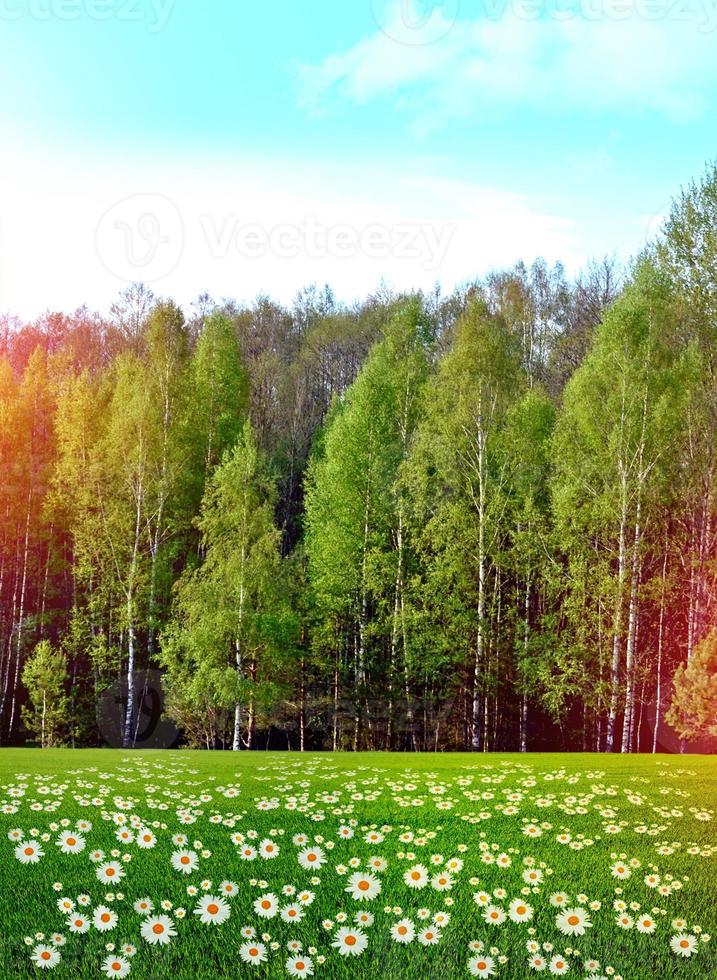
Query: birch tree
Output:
[[161, 421, 282, 750]]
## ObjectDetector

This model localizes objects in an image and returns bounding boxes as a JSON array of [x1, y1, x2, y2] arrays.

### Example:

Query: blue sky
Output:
[[1, 0, 716, 317]]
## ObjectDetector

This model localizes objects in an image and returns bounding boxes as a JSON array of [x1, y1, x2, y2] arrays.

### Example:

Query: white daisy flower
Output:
[[331, 926, 368, 956], [30, 945, 60, 969], [101, 954, 131, 978], [390, 919, 415, 944], [140, 915, 176, 945], [194, 895, 230, 926], [254, 893, 279, 918]]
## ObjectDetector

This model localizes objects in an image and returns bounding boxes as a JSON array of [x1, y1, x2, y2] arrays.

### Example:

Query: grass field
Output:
[[0, 751, 715, 979]]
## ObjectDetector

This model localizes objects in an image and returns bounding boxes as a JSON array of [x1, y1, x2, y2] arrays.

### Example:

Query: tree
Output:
[[161, 421, 283, 750], [666, 630, 717, 741], [181, 310, 248, 521], [404, 299, 523, 751], [21, 640, 69, 747], [305, 299, 431, 749], [551, 261, 691, 751]]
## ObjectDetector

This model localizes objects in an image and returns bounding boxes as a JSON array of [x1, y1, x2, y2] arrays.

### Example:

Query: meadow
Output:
[[0, 751, 715, 980]]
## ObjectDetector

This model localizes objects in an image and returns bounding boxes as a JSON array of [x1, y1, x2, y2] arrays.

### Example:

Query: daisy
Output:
[[468, 956, 496, 977], [523, 869, 543, 885], [194, 895, 231, 926], [509, 899, 534, 923], [101, 954, 131, 978], [67, 915, 90, 934], [417, 926, 441, 946], [548, 956, 570, 975], [346, 872, 381, 901], [239, 846, 257, 861], [93, 907, 118, 931], [610, 862, 631, 879], [670, 933, 698, 957], [556, 908, 591, 936], [239, 941, 268, 965], [136, 830, 157, 849], [281, 903, 304, 924], [297, 846, 326, 870], [332, 926, 368, 956], [286, 956, 314, 976], [171, 849, 199, 874], [528, 956, 547, 971], [404, 864, 428, 888], [56, 898, 75, 915], [140, 915, 176, 945], [133, 898, 153, 915], [636, 915, 657, 934], [431, 871, 454, 891], [254, 893, 279, 918], [56, 831, 85, 854], [260, 838, 280, 859], [220, 880, 238, 897], [483, 905, 506, 926], [390, 919, 415, 943], [30, 945, 60, 969], [15, 841, 43, 863], [616, 913, 634, 930], [549, 893, 569, 907], [97, 861, 125, 884]]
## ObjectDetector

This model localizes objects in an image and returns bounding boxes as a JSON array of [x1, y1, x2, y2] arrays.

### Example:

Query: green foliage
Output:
[[21, 641, 69, 748], [160, 421, 287, 748], [667, 630, 717, 740]]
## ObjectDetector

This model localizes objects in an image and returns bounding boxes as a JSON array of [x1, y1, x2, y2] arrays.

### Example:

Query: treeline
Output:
[[1, 166, 717, 752]]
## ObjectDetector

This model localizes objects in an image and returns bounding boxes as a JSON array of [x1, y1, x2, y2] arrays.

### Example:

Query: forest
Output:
[[1, 166, 717, 755]]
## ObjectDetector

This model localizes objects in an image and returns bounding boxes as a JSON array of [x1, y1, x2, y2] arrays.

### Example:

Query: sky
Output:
[[1, 0, 716, 319]]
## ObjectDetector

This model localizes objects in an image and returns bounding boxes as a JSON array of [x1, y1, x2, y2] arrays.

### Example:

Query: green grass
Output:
[[0, 750, 715, 979]]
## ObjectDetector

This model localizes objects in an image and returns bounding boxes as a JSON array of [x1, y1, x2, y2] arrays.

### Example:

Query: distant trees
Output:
[[551, 262, 691, 752], [160, 422, 285, 750], [666, 630, 717, 740], [305, 299, 431, 749], [4, 164, 717, 751], [21, 641, 68, 748]]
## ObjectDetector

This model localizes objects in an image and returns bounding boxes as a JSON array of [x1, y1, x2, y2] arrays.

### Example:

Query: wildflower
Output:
[[140, 915, 176, 945], [332, 926, 368, 956], [194, 895, 231, 926]]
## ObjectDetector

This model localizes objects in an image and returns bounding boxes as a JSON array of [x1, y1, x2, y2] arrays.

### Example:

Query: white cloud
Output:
[[297, 0, 717, 126], [0, 143, 607, 319]]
